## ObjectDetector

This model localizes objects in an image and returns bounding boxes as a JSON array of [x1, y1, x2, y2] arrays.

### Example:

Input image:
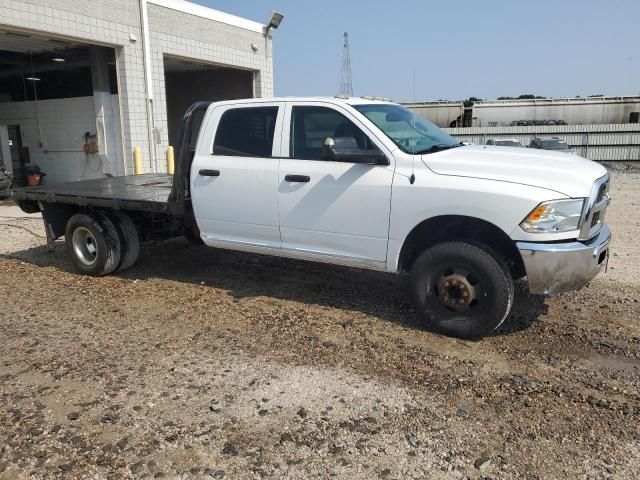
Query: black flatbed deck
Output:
[[12, 173, 184, 214]]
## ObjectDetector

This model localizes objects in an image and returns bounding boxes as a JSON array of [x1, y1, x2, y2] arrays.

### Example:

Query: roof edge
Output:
[[147, 0, 265, 33]]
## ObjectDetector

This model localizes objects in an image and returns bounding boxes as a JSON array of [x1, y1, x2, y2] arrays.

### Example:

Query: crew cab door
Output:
[[191, 102, 284, 249], [278, 102, 394, 267]]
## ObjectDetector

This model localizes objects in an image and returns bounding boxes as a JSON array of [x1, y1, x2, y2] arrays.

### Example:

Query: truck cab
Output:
[[189, 97, 610, 337], [13, 97, 611, 339]]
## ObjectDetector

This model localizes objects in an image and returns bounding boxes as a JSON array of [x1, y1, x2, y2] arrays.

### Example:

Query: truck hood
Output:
[[422, 145, 607, 198]]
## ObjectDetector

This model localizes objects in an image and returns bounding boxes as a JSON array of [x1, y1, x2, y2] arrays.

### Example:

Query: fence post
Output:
[[585, 132, 589, 159]]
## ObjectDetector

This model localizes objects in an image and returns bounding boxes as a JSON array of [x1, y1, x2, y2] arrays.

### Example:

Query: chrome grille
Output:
[[579, 174, 610, 241]]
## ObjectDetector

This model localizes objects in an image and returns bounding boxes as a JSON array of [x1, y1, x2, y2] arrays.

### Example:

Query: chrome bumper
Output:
[[516, 224, 611, 294]]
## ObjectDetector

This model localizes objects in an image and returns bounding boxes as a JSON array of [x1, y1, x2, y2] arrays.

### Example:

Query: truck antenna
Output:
[[410, 67, 416, 184]]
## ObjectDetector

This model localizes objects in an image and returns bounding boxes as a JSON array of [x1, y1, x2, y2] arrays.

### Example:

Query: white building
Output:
[[0, 0, 276, 185]]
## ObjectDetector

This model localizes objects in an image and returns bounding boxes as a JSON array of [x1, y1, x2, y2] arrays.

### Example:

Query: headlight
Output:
[[520, 199, 585, 233]]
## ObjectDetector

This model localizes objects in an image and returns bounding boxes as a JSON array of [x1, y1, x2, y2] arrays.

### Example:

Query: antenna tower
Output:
[[338, 32, 353, 97]]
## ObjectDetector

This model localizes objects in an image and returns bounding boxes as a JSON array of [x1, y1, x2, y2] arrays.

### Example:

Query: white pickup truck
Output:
[[13, 97, 611, 339]]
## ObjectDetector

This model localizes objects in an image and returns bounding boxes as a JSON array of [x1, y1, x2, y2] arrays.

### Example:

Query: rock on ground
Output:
[[0, 171, 639, 479]]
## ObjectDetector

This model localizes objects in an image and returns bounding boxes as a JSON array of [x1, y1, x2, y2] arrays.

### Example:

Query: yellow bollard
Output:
[[133, 146, 142, 175], [166, 146, 175, 175]]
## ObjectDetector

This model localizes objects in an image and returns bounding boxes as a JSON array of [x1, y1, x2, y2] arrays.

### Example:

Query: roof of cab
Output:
[[207, 96, 396, 107]]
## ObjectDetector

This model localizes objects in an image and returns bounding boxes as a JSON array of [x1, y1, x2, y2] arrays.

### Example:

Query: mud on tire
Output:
[[409, 241, 514, 339]]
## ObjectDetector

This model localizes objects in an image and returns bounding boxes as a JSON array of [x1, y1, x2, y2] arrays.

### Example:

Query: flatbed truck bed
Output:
[[12, 173, 183, 214], [9, 101, 211, 256]]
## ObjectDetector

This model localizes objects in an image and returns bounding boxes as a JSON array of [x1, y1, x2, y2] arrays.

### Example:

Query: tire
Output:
[[183, 219, 204, 245], [184, 229, 204, 245], [106, 210, 140, 271], [64, 213, 122, 276], [409, 241, 514, 339]]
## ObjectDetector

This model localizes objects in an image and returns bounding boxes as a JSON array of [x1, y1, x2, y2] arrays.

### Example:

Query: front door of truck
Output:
[[277, 103, 394, 267], [191, 102, 284, 249]]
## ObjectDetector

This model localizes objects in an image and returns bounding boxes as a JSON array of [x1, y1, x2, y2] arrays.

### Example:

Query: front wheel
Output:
[[409, 242, 514, 339]]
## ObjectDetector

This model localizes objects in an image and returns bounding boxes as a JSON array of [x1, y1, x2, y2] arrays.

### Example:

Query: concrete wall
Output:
[[0, 0, 273, 175], [0, 95, 123, 184], [0, 0, 150, 174]]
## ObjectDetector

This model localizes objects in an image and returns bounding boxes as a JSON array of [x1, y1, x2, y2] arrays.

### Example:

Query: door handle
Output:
[[199, 169, 220, 177], [284, 174, 310, 183]]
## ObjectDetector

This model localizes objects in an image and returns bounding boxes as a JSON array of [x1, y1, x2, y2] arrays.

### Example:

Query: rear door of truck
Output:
[[190, 101, 285, 249]]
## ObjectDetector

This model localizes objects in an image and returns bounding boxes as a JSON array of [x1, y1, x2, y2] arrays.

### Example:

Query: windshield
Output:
[[353, 104, 460, 154]]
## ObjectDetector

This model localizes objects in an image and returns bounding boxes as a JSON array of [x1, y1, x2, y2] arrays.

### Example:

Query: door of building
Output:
[[7, 125, 25, 186]]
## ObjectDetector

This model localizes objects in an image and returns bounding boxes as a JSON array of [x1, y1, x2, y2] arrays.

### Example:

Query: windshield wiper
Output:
[[415, 143, 460, 155]]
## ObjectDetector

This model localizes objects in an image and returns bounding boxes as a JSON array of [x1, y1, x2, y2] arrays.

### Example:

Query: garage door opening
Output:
[[163, 55, 254, 148], [0, 29, 123, 185]]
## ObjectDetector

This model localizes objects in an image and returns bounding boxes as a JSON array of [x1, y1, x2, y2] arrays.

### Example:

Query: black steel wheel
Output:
[[409, 241, 514, 339]]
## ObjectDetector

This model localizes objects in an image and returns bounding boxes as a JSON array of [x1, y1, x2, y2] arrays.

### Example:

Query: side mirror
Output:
[[322, 137, 389, 165]]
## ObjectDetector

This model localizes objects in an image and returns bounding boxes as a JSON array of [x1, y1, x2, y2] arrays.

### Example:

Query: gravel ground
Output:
[[0, 170, 639, 480]]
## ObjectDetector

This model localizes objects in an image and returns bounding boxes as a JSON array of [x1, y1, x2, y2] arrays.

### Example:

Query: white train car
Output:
[[472, 96, 640, 127], [402, 101, 465, 128]]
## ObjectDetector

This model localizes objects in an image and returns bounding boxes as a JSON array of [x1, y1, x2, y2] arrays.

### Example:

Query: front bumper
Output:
[[516, 224, 611, 294]]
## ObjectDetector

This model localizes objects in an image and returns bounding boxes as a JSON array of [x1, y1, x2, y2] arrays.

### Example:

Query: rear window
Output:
[[495, 140, 521, 147], [213, 107, 278, 157], [540, 140, 569, 150]]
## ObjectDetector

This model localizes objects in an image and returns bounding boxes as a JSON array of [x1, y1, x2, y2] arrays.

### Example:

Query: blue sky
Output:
[[198, 0, 640, 102]]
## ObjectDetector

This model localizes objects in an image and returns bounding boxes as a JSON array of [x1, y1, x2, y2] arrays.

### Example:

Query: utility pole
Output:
[[338, 32, 353, 97]]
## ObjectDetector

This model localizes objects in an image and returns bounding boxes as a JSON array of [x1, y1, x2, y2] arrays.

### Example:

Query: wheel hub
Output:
[[438, 273, 476, 311], [72, 227, 98, 266]]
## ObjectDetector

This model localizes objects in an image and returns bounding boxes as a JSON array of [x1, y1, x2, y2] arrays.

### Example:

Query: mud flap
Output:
[[38, 202, 76, 244]]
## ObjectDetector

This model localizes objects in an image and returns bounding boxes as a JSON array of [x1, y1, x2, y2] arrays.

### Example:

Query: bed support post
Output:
[[44, 218, 55, 252], [38, 201, 57, 252]]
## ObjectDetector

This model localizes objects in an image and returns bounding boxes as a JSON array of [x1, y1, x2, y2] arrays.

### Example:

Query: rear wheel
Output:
[[183, 218, 203, 245], [409, 241, 514, 339], [65, 213, 122, 276], [107, 210, 140, 271]]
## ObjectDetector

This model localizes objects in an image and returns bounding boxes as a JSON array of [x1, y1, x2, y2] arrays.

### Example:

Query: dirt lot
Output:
[[0, 168, 639, 480]]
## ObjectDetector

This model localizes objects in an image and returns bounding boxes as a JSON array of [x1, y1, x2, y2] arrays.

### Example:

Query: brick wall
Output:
[[0, 0, 147, 173], [147, 3, 273, 173], [0, 0, 274, 175]]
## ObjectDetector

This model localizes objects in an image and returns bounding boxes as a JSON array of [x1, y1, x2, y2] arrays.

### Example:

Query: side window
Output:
[[290, 106, 378, 160], [213, 106, 278, 157]]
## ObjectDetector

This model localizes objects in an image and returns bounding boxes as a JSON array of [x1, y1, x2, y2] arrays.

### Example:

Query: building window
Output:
[[213, 107, 278, 157]]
